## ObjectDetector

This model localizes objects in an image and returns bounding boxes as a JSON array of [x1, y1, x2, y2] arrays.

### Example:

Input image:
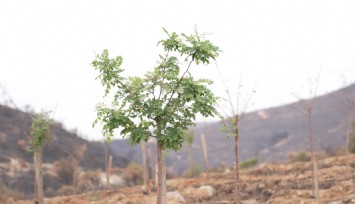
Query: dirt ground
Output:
[[14, 155, 355, 204]]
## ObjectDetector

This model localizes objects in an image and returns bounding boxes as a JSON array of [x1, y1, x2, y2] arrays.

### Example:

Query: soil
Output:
[[14, 155, 355, 204]]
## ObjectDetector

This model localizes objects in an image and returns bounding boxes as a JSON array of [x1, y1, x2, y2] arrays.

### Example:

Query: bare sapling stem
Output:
[[234, 115, 241, 204]]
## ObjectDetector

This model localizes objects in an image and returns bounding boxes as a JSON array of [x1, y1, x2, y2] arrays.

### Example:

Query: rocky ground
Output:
[[13, 155, 355, 204]]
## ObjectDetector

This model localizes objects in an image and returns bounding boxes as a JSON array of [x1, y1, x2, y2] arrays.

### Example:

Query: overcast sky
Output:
[[1, 0, 354, 140]]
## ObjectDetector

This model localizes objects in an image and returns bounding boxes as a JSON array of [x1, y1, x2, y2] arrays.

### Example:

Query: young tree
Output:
[[92, 28, 220, 204], [215, 64, 254, 204], [28, 113, 52, 204], [291, 70, 322, 201]]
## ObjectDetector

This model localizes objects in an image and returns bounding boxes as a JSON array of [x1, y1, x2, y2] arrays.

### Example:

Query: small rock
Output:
[[167, 191, 185, 203], [329, 201, 341, 204], [241, 199, 258, 204], [220, 185, 233, 193], [196, 185, 215, 201], [257, 183, 265, 189]]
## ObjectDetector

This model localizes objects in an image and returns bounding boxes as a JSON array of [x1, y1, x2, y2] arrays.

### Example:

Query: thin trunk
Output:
[[307, 106, 319, 200], [346, 114, 352, 155], [141, 142, 150, 194], [34, 147, 43, 204], [200, 134, 209, 181], [156, 142, 167, 204], [234, 116, 241, 204], [161, 162, 167, 204], [34, 173, 37, 202], [188, 144, 193, 176], [105, 143, 109, 187], [107, 155, 112, 188]]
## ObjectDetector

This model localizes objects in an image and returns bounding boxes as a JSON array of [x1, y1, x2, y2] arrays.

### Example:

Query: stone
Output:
[[167, 191, 186, 203]]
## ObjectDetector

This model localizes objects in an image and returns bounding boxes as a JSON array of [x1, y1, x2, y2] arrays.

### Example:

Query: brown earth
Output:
[[13, 155, 355, 204]]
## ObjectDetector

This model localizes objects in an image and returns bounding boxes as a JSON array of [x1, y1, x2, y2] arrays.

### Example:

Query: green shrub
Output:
[[240, 157, 258, 169], [183, 164, 201, 178], [289, 151, 310, 162]]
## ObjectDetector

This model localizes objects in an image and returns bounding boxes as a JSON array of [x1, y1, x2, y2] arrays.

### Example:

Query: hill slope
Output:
[[0, 105, 128, 197], [110, 83, 355, 175]]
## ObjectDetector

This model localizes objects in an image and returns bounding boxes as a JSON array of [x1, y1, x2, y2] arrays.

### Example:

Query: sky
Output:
[[1, 0, 355, 140]]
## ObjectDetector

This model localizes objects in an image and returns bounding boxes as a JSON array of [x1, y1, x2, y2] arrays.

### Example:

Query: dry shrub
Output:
[[76, 170, 101, 192], [289, 151, 311, 162], [74, 144, 87, 160], [16, 139, 27, 151], [120, 162, 143, 186], [0, 185, 22, 203], [183, 164, 201, 178], [57, 185, 77, 196], [54, 156, 79, 185]]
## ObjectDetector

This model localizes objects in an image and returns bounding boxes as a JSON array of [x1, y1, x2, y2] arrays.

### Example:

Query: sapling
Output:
[[28, 113, 52, 204], [216, 64, 254, 204], [291, 69, 322, 201], [92, 28, 220, 204]]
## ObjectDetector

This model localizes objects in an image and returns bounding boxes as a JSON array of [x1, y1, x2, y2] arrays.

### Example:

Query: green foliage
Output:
[[183, 164, 201, 178], [348, 118, 355, 154], [28, 113, 51, 151], [185, 130, 194, 145], [92, 28, 221, 151], [222, 116, 239, 139], [240, 157, 258, 169], [289, 151, 310, 162]]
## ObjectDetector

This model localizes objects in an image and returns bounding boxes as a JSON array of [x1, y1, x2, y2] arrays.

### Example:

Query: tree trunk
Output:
[[34, 147, 43, 204], [200, 134, 209, 181], [234, 115, 241, 204], [141, 142, 150, 194], [156, 142, 166, 204], [105, 143, 109, 187], [188, 143, 193, 176], [107, 155, 112, 188], [307, 106, 319, 200], [346, 114, 352, 155]]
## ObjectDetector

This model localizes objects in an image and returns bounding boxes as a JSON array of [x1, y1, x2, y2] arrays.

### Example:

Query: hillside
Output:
[[15, 154, 355, 204], [110, 83, 355, 175], [0, 105, 128, 197]]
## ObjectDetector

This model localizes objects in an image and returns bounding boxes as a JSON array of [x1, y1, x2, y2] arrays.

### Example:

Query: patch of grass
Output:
[[183, 164, 202, 178], [289, 151, 310, 162], [240, 157, 258, 169]]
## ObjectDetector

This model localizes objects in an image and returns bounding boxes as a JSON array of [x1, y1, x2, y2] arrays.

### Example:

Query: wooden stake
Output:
[[141, 142, 150, 194], [105, 143, 109, 187], [148, 144, 155, 188], [108, 155, 112, 187], [200, 133, 209, 181]]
